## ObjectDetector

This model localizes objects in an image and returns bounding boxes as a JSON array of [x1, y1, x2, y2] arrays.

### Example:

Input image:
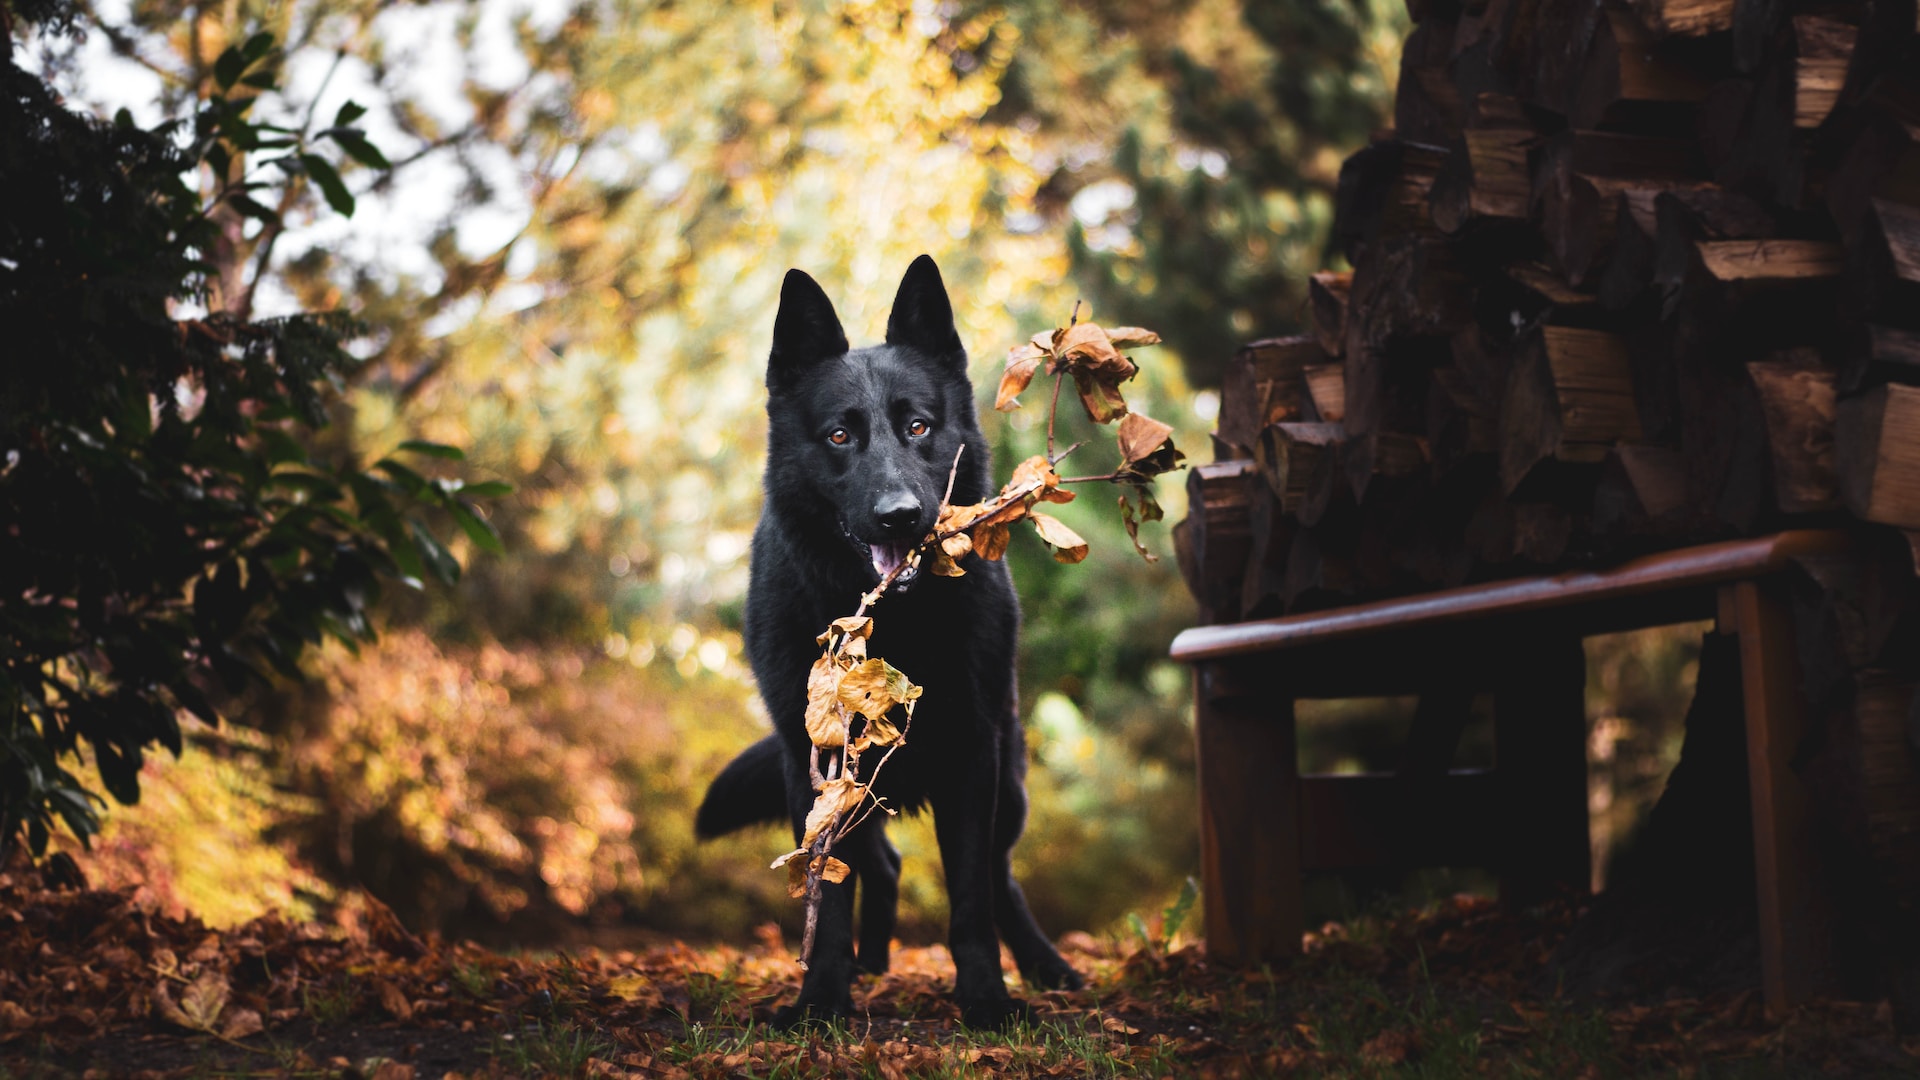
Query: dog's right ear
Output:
[[768, 269, 848, 384]]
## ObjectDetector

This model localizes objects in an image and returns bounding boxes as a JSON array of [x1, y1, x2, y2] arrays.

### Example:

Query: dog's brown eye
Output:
[[827, 428, 850, 446], [906, 419, 930, 438]]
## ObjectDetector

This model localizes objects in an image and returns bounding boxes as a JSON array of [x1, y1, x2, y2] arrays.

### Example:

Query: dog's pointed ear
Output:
[[769, 269, 848, 382], [885, 255, 963, 360]]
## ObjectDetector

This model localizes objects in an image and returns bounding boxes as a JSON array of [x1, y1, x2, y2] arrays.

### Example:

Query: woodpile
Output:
[[1175, 0, 1920, 1002]]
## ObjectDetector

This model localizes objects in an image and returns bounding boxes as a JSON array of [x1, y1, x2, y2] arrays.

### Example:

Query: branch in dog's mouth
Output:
[[869, 540, 915, 582]]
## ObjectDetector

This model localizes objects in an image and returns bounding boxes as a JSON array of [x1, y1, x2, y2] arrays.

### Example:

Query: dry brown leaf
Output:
[[803, 656, 847, 747], [972, 521, 1012, 561], [1054, 322, 1124, 372], [155, 971, 229, 1033], [802, 777, 864, 846], [376, 978, 413, 1021], [1071, 368, 1131, 423], [369, 1062, 415, 1080], [221, 1007, 264, 1040], [996, 349, 1045, 411], [1029, 512, 1089, 564], [1102, 1015, 1142, 1036], [836, 658, 921, 722], [1105, 326, 1162, 349], [1119, 488, 1163, 563], [818, 856, 851, 884], [1116, 412, 1175, 466], [1009, 455, 1075, 506]]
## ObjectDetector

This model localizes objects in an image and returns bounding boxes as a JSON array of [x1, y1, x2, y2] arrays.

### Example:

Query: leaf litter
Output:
[[5, 863, 1917, 1078]]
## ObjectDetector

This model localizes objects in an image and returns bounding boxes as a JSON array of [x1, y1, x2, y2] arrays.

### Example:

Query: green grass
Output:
[[491, 1019, 616, 1077]]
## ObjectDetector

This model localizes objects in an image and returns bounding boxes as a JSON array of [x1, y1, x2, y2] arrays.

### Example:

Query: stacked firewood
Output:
[[1175, 0, 1920, 922]]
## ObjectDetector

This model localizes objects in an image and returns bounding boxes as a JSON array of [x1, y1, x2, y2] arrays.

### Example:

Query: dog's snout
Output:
[[873, 492, 922, 535]]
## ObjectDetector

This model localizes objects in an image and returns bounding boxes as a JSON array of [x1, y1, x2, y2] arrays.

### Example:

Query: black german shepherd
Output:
[[695, 256, 1082, 1027]]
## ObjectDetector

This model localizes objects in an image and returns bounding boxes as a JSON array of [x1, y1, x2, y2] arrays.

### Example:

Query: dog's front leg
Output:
[[932, 749, 1027, 1029]]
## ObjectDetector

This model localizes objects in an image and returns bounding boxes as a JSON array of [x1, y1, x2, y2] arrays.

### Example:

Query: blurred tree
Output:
[[1010, 0, 1408, 387], [0, 4, 491, 859], [21, 0, 1402, 934]]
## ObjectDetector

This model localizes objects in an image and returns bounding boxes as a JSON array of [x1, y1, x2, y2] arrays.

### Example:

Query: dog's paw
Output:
[[1025, 955, 1085, 992], [956, 994, 1033, 1030]]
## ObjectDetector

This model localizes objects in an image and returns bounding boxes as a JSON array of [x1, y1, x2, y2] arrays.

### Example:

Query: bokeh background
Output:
[[22, 0, 1699, 946]]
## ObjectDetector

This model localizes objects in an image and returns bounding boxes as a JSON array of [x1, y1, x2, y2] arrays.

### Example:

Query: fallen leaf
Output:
[[376, 978, 413, 1021], [155, 971, 229, 1033], [221, 1007, 264, 1040], [606, 974, 650, 1002], [369, 1062, 414, 1080], [1102, 1015, 1142, 1036]]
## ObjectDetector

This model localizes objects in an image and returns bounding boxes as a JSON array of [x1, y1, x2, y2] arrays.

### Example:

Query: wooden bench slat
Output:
[[1170, 530, 1847, 663]]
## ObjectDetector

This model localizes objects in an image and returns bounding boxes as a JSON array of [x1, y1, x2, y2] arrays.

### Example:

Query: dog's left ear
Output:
[[885, 254, 964, 361]]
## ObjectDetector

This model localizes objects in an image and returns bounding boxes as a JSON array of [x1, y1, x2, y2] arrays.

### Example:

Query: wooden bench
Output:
[[1169, 530, 1848, 1015]]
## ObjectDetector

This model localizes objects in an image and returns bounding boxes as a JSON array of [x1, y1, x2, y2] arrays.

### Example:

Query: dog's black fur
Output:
[[695, 256, 1081, 1027]]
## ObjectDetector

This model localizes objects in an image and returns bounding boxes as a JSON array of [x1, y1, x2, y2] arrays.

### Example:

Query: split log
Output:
[[1843, 324, 1920, 392], [1500, 324, 1644, 494], [1303, 363, 1347, 424], [1838, 0, 1920, 110], [1694, 238, 1840, 285], [1536, 131, 1706, 286], [1593, 443, 1694, 544], [1309, 271, 1352, 358], [1747, 350, 1841, 513], [1732, 0, 1791, 74], [1186, 460, 1258, 621], [1284, 523, 1358, 612], [1216, 337, 1325, 454], [1838, 383, 1920, 529], [1599, 189, 1662, 307], [1629, 0, 1736, 38], [1652, 185, 1778, 290], [1570, 4, 1717, 131], [1241, 472, 1293, 620], [1429, 94, 1535, 234], [1255, 422, 1344, 516], [1845, 197, 1920, 320], [1793, 16, 1858, 130], [1398, 18, 1466, 146]]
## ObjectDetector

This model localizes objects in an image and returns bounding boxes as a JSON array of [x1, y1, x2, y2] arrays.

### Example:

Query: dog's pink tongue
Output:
[[871, 541, 911, 578]]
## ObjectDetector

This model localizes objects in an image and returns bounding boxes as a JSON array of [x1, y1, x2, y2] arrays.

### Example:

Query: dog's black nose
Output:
[[873, 492, 922, 535]]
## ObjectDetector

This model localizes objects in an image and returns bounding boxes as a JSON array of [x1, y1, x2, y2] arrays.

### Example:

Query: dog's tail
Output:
[[694, 734, 790, 839]]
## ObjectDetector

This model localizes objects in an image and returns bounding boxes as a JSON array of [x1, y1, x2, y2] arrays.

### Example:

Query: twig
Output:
[[796, 444, 967, 966], [1046, 371, 1065, 458]]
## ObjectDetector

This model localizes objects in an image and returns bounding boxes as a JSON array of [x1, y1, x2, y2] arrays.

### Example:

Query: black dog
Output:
[[695, 255, 1081, 1027]]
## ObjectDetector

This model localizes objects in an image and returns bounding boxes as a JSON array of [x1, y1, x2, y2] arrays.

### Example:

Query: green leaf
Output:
[[458, 480, 514, 499], [241, 31, 275, 61], [213, 46, 248, 90], [240, 70, 278, 91], [333, 100, 368, 127], [227, 192, 280, 223], [328, 129, 392, 170], [1162, 875, 1200, 941], [259, 427, 307, 466], [300, 154, 355, 217], [448, 500, 504, 555], [372, 458, 429, 495], [410, 520, 461, 585], [396, 439, 464, 461]]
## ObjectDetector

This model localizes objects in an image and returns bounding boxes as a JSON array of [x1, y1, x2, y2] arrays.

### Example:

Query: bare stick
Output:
[[1046, 371, 1065, 458]]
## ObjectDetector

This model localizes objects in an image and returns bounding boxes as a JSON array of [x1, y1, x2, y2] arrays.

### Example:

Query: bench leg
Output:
[[1196, 661, 1301, 964], [1726, 580, 1828, 1016], [1492, 633, 1592, 906]]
